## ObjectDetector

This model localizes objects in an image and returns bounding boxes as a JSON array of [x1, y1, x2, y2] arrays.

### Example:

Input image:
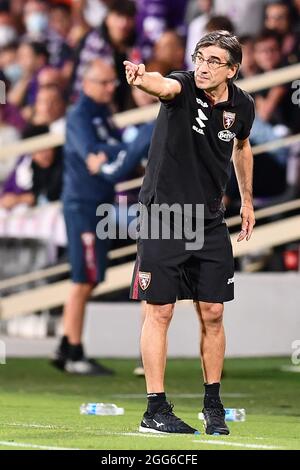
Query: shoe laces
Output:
[[206, 407, 225, 417], [159, 402, 182, 423]]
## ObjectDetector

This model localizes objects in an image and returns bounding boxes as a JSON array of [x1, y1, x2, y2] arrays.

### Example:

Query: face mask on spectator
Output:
[[4, 63, 23, 84], [25, 12, 49, 35], [0, 25, 17, 47]]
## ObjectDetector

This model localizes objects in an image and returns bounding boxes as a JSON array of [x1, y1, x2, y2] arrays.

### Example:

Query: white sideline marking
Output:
[[96, 431, 167, 439], [0, 441, 80, 450], [112, 393, 250, 399], [280, 365, 300, 373], [192, 440, 282, 449], [3, 423, 166, 438], [1, 424, 167, 439], [0, 435, 281, 450], [4, 422, 57, 429]]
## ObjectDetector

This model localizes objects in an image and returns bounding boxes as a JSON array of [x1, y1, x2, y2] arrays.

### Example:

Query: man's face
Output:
[[35, 89, 65, 123], [32, 148, 55, 168], [154, 32, 184, 68], [83, 64, 117, 104], [17, 44, 37, 74], [198, 0, 212, 14], [50, 8, 71, 38], [106, 12, 135, 45], [24, 0, 48, 16], [265, 4, 289, 34], [254, 38, 281, 71], [193, 45, 237, 91], [240, 40, 256, 72]]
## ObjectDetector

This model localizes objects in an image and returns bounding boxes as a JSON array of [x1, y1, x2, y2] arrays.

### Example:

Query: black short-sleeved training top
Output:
[[139, 71, 255, 219]]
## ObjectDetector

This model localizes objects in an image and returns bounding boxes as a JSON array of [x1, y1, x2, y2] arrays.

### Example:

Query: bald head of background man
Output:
[[83, 59, 118, 105]]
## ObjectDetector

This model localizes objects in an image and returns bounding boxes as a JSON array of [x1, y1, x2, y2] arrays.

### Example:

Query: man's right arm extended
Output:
[[123, 60, 182, 100]]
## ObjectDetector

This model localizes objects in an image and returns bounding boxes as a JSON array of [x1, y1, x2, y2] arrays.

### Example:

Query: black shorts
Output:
[[130, 209, 234, 304]]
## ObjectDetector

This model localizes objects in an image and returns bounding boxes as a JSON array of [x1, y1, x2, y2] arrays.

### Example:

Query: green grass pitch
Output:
[[0, 357, 300, 450]]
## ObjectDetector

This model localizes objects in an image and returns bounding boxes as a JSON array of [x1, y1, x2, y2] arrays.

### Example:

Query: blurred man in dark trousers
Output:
[[51, 59, 124, 375], [51, 58, 152, 375]]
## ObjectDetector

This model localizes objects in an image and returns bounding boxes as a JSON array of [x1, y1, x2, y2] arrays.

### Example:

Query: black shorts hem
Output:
[[129, 294, 234, 304], [129, 294, 177, 304], [177, 295, 234, 303]]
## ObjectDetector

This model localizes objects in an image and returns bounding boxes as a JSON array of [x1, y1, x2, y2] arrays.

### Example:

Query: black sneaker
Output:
[[50, 336, 69, 371], [202, 406, 230, 435], [64, 358, 115, 376], [139, 403, 200, 434]]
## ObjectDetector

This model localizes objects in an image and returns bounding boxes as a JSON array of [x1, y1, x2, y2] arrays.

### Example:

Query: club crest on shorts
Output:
[[223, 111, 236, 129], [139, 271, 151, 290]]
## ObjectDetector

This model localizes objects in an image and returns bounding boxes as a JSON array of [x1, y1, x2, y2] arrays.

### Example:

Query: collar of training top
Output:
[[194, 77, 236, 109]]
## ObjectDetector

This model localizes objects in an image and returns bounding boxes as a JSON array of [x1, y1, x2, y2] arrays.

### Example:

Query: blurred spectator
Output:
[[0, 104, 22, 184], [214, 0, 265, 35], [8, 0, 25, 34], [47, 2, 73, 80], [186, 10, 234, 71], [53, 58, 124, 376], [32, 84, 66, 133], [263, 2, 300, 133], [293, 0, 300, 33], [0, 101, 25, 132], [8, 40, 49, 116], [264, 1, 300, 63], [23, 0, 49, 40], [185, 0, 212, 23], [0, 124, 63, 209], [0, 42, 21, 85], [205, 15, 234, 33], [152, 30, 186, 75], [239, 36, 258, 79], [80, 0, 112, 28], [71, 0, 136, 111], [131, 83, 159, 110], [49, 1, 72, 40], [185, 0, 214, 69], [253, 30, 287, 123], [36, 65, 68, 105], [136, 0, 188, 61], [37, 65, 63, 88], [10, 0, 24, 17], [52, 58, 152, 375], [0, 9, 18, 47]]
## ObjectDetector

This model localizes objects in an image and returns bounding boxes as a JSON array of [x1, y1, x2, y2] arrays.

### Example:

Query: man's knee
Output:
[[147, 303, 174, 326], [73, 282, 94, 297], [197, 302, 224, 326]]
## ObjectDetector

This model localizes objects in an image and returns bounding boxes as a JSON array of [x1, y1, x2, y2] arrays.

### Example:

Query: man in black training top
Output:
[[124, 31, 255, 435]]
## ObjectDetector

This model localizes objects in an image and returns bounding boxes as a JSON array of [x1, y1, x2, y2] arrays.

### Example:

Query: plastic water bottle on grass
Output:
[[80, 403, 124, 415], [198, 408, 246, 421], [224, 408, 246, 421]]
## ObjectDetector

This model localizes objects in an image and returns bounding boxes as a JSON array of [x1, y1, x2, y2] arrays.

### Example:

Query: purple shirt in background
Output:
[[136, 0, 188, 60], [26, 67, 46, 106], [1, 103, 26, 132], [72, 30, 113, 100], [2, 155, 32, 195]]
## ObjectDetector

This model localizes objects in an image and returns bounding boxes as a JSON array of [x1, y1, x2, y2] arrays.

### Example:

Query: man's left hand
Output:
[[237, 204, 255, 242]]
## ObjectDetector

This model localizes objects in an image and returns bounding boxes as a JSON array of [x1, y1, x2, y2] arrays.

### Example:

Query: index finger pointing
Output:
[[123, 60, 137, 70]]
